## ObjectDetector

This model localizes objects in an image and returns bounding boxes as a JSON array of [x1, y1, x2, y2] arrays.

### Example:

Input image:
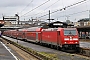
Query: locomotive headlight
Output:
[[65, 42, 67, 44], [75, 42, 78, 43], [73, 38, 78, 40], [64, 38, 69, 40]]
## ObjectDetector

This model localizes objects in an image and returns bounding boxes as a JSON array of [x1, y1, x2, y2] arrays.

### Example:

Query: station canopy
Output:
[[42, 21, 68, 28]]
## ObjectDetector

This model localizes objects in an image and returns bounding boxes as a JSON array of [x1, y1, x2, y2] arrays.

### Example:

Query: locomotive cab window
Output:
[[64, 30, 77, 35]]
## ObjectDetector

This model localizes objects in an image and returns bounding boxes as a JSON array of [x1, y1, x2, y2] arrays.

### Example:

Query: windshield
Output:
[[64, 30, 77, 35]]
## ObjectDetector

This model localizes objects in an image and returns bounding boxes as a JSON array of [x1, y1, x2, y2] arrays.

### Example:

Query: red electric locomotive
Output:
[[41, 28, 79, 51]]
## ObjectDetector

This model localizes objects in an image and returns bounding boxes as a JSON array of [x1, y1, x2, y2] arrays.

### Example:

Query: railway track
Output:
[[1, 36, 90, 60]]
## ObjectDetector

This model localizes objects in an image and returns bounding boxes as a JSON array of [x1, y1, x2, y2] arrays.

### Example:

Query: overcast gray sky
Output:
[[0, 0, 90, 22]]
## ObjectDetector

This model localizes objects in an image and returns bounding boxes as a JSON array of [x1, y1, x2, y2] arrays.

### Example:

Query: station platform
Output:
[[0, 41, 18, 60]]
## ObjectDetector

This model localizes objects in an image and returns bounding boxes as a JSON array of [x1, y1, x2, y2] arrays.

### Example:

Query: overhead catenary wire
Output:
[[44, 0, 60, 11], [21, 0, 50, 17], [59, 10, 89, 17], [19, 0, 33, 14], [38, 0, 86, 18], [26, 0, 60, 17], [61, 0, 89, 20], [59, 0, 90, 20], [51, 0, 87, 14]]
